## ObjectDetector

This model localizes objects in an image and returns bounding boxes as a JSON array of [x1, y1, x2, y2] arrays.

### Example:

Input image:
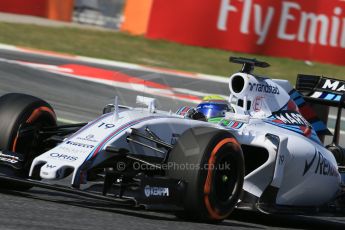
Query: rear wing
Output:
[[296, 74, 345, 145], [296, 74, 345, 107]]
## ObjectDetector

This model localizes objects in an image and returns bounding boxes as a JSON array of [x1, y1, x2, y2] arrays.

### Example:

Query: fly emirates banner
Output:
[[146, 0, 345, 65]]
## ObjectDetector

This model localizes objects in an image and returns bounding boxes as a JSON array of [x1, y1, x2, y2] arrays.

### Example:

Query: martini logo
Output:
[[272, 111, 310, 127], [144, 185, 169, 197], [321, 79, 345, 92]]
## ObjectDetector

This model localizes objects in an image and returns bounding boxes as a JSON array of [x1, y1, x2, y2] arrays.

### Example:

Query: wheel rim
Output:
[[12, 107, 56, 155], [213, 153, 237, 204], [203, 137, 242, 220]]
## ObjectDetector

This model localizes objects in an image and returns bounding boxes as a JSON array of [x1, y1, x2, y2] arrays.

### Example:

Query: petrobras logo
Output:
[[66, 141, 94, 149], [144, 185, 170, 197], [321, 79, 345, 92], [49, 153, 78, 162], [248, 82, 280, 95]]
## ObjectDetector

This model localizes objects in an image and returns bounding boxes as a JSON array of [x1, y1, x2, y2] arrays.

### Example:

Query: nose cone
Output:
[[39, 163, 73, 180], [40, 163, 59, 179]]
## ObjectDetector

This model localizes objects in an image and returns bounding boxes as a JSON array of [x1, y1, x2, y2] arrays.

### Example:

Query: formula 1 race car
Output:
[[0, 57, 344, 223]]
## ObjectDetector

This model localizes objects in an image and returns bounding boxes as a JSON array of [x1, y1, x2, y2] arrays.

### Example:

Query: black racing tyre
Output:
[[166, 127, 244, 223], [0, 93, 57, 189], [326, 144, 345, 166]]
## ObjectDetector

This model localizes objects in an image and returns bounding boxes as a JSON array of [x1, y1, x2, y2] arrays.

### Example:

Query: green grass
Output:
[[0, 22, 345, 83]]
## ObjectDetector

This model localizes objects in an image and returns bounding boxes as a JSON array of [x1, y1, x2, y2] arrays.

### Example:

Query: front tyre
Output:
[[167, 127, 244, 222], [0, 93, 57, 187]]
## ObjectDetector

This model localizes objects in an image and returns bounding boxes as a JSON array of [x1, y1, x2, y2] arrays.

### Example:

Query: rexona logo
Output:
[[273, 111, 310, 126], [303, 149, 338, 177], [144, 185, 170, 197], [321, 79, 345, 92], [248, 82, 279, 94], [49, 153, 78, 162], [66, 141, 94, 149]]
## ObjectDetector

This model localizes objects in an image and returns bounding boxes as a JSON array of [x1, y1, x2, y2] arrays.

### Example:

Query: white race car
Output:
[[0, 57, 344, 223]]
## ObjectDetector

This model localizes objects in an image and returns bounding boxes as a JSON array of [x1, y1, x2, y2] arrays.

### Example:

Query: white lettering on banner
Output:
[[254, 4, 274, 44], [278, 2, 300, 41], [331, 7, 342, 47], [240, 0, 252, 34], [217, 0, 345, 48], [342, 18, 345, 48], [218, 0, 275, 44], [298, 13, 329, 45], [217, 0, 237, 31]]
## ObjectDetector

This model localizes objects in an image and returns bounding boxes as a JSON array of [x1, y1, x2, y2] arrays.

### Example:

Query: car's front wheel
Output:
[[166, 127, 244, 222], [0, 93, 57, 189]]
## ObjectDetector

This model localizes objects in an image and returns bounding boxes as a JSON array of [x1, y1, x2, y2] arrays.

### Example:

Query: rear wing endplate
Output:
[[296, 74, 345, 145], [296, 74, 345, 107]]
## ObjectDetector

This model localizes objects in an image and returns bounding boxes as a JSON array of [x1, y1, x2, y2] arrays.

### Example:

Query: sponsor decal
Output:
[[45, 164, 56, 169], [49, 153, 78, 162], [0, 152, 19, 164], [303, 149, 338, 177], [147, 0, 345, 66], [253, 96, 264, 112], [272, 111, 310, 127], [268, 111, 316, 139], [77, 134, 98, 143], [66, 141, 94, 149], [59, 146, 88, 155], [321, 79, 345, 92], [249, 82, 279, 94], [144, 185, 170, 197], [98, 122, 116, 129], [224, 112, 250, 123]]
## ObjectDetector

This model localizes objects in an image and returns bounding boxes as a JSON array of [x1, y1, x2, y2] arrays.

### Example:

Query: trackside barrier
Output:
[[121, 0, 345, 66], [0, 0, 73, 21], [120, 0, 153, 35]]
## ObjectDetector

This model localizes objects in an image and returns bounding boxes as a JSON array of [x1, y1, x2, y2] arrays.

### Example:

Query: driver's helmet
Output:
[[196, 95, 232, 121]]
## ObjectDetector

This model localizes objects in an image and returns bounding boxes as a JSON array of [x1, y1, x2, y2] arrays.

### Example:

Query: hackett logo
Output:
[[217, 0, 345, 47]]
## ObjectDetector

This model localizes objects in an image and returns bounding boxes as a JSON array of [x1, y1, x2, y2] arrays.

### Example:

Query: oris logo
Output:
[[144, 185, 169, 197], [49, 153, 78, 162]]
